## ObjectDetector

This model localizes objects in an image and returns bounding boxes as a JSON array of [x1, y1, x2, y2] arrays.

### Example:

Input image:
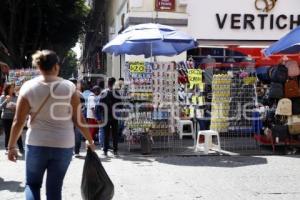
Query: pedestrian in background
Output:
[[87, 85, 101, 141], [99, 77, 121, 156], [114, 79, 125, 142], [7, 50, 95, 200], [69, 78, 85, 157], [82, 83, 92, 102], [94, 86, 105, 148], [0, 83, 24, 154]]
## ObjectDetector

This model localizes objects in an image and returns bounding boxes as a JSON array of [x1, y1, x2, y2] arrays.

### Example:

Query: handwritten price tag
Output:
[[188, 69, 203, 89], [130, 62, 145, 73]]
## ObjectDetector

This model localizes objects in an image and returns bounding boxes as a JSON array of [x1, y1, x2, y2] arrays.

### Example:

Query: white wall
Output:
[[105, 0, 189, 78], [188, 0, 300, 41], [129, 0, 187, 13]]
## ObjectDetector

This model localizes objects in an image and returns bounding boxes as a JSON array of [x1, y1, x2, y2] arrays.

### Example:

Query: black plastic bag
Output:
[[81, 148, 114, 200]]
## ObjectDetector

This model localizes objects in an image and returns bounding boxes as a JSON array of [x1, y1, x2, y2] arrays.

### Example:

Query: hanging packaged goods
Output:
[[8, 69, 41, 85], [123, 61, 179, 152], [121, 57, 300, 154]]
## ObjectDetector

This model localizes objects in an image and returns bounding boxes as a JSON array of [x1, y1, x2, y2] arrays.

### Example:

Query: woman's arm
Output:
[[71, 91, 96, 151], [7, 96, 30, 162]]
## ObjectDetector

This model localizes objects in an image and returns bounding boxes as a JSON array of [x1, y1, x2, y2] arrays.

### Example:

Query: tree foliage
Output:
[[0, 0, 89, 68], [59, 50, 78, 79]]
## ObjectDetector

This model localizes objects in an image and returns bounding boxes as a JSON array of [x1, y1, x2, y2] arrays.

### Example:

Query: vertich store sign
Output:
[[155, 0, 175, 11], [188, 0, 300, 41]]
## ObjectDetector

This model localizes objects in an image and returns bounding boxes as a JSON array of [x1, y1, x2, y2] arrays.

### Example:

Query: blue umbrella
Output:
[[102, 23, 198, 58], [264, 26, 300, 56]]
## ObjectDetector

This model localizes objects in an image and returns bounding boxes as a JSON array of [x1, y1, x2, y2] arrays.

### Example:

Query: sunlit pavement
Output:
[[1, 146, 300, 200]]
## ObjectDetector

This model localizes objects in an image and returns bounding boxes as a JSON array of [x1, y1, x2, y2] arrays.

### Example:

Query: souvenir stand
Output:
[[209, 62, 259, 152], [124, 61, 154, 153], [102, 23, 198, 154], [177, 58, 260, 152], [8, 68, 41, 85], [124, 61, 181, 153], [177, 60, 207, 148], [151, 62, 180, 150]]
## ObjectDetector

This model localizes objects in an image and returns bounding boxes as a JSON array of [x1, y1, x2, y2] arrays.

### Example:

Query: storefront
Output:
[[118, 0, 300, 154], [182, 0, 300, 153]]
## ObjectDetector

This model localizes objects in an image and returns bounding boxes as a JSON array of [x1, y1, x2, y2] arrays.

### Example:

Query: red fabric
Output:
[[87, 118, 98, 140]]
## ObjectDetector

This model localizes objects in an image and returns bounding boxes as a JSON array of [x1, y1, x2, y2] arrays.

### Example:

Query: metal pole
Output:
[[119, 55, 122, 78]]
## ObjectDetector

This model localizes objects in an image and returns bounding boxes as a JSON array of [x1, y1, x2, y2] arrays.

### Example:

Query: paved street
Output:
[[1, 145, 300, 200]]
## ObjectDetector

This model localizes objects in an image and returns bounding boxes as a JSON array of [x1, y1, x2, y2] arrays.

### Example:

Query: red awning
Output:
[[229, 47, 300, 67]]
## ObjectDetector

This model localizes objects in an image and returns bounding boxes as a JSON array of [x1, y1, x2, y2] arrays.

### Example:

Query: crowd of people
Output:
[[0, 63, 125, 159], [70, 76, 125, 157]]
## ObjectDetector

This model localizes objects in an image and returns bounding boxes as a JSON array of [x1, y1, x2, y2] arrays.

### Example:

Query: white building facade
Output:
[[104, 0, 300, 78], [188, 0, 300, 46], [105, 0, 189, 78]]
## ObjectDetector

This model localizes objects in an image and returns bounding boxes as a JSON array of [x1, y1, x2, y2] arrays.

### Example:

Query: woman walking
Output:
[[7, 50, 95, 200], [0, 83, 24, 154]]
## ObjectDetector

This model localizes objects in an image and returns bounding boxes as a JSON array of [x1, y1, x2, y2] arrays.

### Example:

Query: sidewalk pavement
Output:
[[0, 132, 300, 200], [1, 147, 300, 200]]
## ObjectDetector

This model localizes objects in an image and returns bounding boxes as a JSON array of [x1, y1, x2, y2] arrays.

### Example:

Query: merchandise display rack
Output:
[[209, 66, 259, 152], [124, 62, 154, 152], [124, 61, 182, 153], [177, 61, 208, 150], [226, 69, 258, 151], [8, 68, 41, 85], [151, 62, 181, 152]]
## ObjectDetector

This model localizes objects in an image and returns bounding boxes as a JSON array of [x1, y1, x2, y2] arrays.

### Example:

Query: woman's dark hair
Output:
[[4, 83, 14, 96], [32, 50, 60, 71]]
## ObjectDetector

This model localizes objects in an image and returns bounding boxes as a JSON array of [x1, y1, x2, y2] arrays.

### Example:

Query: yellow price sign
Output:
[[130, 62, 145, 73], [188, 69, 203, 89]]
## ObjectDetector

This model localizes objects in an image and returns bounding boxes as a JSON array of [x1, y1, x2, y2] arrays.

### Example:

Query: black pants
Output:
[[74, 127, 82, 154], [103, 120, 119, 153], [3, 118, 24, 152]]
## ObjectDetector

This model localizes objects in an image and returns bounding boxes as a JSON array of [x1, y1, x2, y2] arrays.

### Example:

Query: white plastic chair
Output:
[[178, 120, 195, 140], [195, 130, 221, 154]]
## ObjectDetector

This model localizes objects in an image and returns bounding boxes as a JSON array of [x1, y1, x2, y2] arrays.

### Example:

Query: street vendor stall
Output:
[[103, 23, 198, 154], [8, 68, 41, 86]]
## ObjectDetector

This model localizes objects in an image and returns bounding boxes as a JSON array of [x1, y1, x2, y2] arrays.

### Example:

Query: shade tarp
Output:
[[102, 23, 198, 58]]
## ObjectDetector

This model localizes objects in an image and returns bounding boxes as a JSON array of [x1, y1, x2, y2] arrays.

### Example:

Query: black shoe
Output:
[[104, 151, 108, 156], [74, 153, 80, 158], [113, 151, 118, 156], [108, 146, 113, 150]]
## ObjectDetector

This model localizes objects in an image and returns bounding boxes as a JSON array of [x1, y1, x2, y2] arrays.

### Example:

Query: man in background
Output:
[[98, 77, 121, 156], [69, 78, 85, 157]]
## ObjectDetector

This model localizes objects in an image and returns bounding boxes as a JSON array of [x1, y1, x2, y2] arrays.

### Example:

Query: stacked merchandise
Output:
[[177, 61, 206, 122], [124, 62, 154, 151], [210, 74, 231, 133], [255, 60, 300, 150], [8, 69, 41, 85], [124, 61, 181, 152], [152, 62, 178, 137]]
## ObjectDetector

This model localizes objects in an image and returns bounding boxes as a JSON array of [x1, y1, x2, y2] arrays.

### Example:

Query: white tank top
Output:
[[19, 76, 76, 148]]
